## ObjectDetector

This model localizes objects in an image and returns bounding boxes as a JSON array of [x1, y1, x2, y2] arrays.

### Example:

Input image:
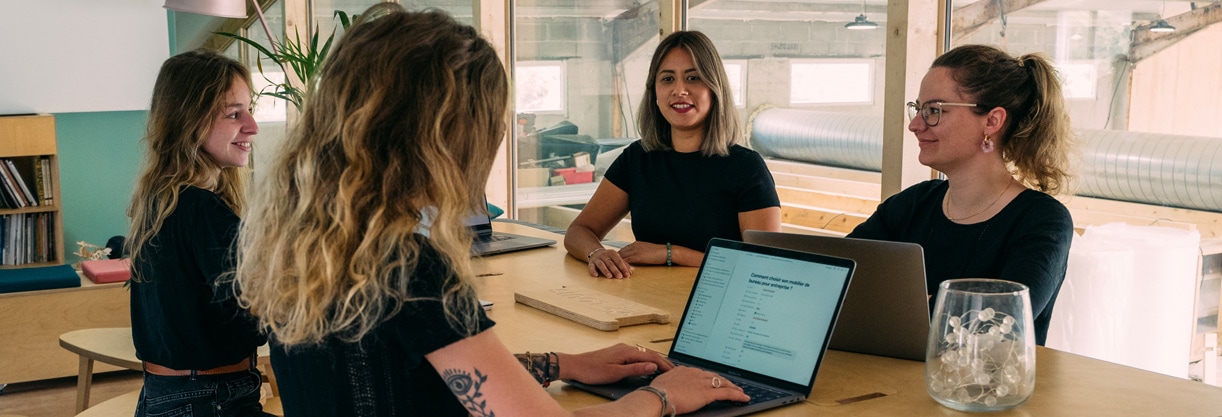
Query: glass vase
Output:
[[926, 279, 1036, 412]]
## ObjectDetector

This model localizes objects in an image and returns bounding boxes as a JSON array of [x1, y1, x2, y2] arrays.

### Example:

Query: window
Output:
[[723, 61, 746, 107], [1057, 62, 1097, 100], [516, 62, 566, 113], [789, 61, 873, 105]]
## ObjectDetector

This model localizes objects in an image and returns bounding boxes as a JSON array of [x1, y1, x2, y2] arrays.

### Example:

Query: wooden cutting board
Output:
[[514, 287, 670, 331]]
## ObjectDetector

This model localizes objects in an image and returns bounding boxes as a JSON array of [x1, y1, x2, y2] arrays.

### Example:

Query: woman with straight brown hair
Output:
[[565, 31, 781, 279]]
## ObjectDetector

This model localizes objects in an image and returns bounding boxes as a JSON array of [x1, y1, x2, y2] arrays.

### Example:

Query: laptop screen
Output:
[[672, 239, 854, 387], [463, 211, 493, 236]]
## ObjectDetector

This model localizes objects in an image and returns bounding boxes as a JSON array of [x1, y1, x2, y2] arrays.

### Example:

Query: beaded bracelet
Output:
[[635, 386, 677, 417], [516, 351, 560, 387], [665, 242, 672, 266], [586, 247, 605, 262]]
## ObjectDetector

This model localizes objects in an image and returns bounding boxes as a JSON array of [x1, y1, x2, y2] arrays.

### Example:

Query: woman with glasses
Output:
[[848, 44, 1075, 346]]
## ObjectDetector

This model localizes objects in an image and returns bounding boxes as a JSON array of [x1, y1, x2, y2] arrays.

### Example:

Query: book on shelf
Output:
[[38, 156, 53, 205], [0, 177, 17, 209], [0, 161, 26, 208], [0, 213, 54, 265], [4, 159, 38, 207]]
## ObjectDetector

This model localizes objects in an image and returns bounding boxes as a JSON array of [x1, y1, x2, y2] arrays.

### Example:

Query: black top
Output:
[[130, 186, 266, 369], [270, 235, 496, 417], [603, 141, 780, 251], [847, 180, 1073, 345]]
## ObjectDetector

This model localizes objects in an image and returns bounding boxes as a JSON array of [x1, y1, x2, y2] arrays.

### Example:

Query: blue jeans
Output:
[[136, 369, 272, 417]]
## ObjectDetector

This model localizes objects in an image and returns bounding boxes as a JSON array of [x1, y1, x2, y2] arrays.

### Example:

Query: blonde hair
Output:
[[933, 44, 1074, 195], [233, 5, 508, 346], [637, 31, 742, 157], [127, 49, 251, 281]]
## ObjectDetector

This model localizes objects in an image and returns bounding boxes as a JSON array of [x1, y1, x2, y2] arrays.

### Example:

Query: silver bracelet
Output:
[[586, 247, 605, 262], [635, 386, 676, 417]]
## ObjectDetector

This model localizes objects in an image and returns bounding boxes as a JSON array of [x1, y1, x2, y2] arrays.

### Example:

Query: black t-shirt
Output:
[[130, 186, 266, 369], [848, 180, 1074, 345], [603, 141, 780, 252], [270, 235, 496, 417]]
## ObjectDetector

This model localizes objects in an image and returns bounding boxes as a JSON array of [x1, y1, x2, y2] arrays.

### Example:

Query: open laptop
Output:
[[568, 238, 855, 417], [743, 231, 930, 361], [466, 206, 556, 257]]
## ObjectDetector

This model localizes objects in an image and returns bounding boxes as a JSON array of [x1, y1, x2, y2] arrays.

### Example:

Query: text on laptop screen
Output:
[[673, 245, 851, 385]]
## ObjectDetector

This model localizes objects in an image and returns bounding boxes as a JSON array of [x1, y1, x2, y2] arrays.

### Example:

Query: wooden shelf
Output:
[[0, 114, 64, 267]]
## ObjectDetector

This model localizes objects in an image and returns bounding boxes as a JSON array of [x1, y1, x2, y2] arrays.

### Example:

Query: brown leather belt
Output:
[[142, 356, 256, 377]]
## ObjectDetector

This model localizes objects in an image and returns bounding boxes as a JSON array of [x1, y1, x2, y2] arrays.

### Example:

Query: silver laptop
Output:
[[568, 238, 855, 416], [744, 231, 930, 361], [466, 206, 556, 257]]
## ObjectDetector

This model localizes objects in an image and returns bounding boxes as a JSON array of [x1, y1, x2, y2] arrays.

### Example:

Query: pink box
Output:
[[553, 168, 593, 185], [81, 259, 131, 284]]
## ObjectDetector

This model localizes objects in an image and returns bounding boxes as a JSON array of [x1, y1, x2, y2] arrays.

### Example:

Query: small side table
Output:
[[58, 328, 141, 414], [59, 327, 275, 413]]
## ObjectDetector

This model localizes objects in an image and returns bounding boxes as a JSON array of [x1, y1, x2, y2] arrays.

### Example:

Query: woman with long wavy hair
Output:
[[126, 49, 270, 417], [234, 5, 749, 417]]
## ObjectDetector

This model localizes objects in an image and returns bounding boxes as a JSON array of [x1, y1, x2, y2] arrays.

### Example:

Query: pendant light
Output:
[[845, 0, 878, 30]]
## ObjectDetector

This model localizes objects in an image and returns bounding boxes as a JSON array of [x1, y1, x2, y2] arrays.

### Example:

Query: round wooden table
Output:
[[59, 327, 274, 413], [58, 328, 140, 414]]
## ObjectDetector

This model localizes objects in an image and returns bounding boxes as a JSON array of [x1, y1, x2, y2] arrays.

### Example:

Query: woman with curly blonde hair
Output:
[[126, 49, 269, 417], [234, 5, 749, 416], [849, 44, 1076, 345]]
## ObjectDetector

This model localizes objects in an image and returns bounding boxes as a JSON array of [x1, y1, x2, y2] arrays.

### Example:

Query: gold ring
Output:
[[636, 345, 647, 353], [712, 377, 722, 388]]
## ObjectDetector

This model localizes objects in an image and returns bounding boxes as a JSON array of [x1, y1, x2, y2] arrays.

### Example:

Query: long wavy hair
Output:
[[233, 5, 507, 346], [933, 44, 1075, 195], [126, 50, 252, 281], [637, 31, 742, 157]]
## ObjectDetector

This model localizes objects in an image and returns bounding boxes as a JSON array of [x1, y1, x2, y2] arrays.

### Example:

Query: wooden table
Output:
[[59, 328, 140, 414], [479, 222, 1222, 416], [58, 328, 272, 414]]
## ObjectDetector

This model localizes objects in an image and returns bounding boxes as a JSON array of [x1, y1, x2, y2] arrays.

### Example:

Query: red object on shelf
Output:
[[81, 259, 131, 284], [553, 167, 593, 185]]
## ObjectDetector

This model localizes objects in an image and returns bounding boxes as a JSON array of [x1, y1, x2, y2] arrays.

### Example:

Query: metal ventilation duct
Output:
[[749, 108, 1222, 212]]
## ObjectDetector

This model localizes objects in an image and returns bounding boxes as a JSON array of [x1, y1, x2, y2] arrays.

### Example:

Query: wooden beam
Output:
[[1130, 2, 1222, 63], [950, 0, 1048, 41], [475, 0, 514, 215], [881, 0, 940, 200]]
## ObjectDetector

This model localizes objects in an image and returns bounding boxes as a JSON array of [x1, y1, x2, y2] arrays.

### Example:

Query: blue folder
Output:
[[0, 264, 81, 294]]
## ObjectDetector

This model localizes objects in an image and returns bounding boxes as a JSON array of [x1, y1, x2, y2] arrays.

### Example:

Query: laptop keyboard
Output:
[[479, 233, 512, 242], [723, 376, 790, 406]]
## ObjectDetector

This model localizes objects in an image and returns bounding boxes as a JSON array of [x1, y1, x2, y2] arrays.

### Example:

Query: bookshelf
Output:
[[0, 114, 64, 268]]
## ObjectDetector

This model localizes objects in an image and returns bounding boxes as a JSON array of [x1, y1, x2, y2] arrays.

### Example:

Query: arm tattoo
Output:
[[443, 368, 495, 417], [514, 351, 560, 387]]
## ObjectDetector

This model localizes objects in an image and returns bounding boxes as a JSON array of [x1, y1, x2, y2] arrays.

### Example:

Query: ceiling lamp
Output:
[[1149, 0, 1176, 33], [845, 0, 878, 30], [1149, 19, 1176, 33], [164, 0, 281, 54], [846, 14, 879, 30]]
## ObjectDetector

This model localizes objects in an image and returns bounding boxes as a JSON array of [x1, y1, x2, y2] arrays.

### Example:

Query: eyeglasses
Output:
[[905, 101, 983, 127]]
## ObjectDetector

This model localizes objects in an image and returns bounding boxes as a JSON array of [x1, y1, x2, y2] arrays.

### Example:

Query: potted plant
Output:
[[216, 10, 357, 109]]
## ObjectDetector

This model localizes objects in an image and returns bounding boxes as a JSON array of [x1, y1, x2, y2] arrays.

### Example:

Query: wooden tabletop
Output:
[[481, 222, 1222, 417], [58, 328, 272, 371], [58, 328, 140, 371]]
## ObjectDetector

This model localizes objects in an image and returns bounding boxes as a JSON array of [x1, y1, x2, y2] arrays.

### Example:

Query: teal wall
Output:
[[54, 111, 146, 258]]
